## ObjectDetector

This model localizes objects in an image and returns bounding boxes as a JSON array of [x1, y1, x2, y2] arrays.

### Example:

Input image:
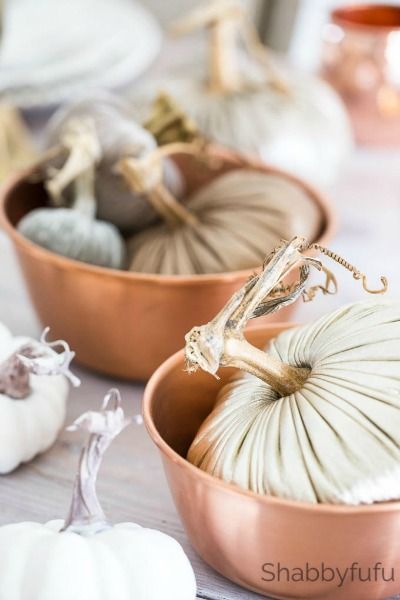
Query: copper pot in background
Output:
[[0, 147, 335, 380], [143, 324, 400, 600], [321, 4, 400, 145]]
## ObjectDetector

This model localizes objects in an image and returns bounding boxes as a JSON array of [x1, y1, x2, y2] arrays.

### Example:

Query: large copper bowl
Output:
[[321, 4, 400, 145], [143, 325, 400, 600], [0, 147, 334, 380]]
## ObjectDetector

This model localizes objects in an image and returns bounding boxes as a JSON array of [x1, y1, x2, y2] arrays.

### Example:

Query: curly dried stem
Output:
[[0, 329, 79, 399], [185, 237, 315, 395], [62, 389, 132, 535]]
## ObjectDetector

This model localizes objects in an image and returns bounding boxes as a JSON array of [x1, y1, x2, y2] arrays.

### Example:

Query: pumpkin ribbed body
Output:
[[0, 521, 196, 600], [0, 324, 68, 474], [133, 70, 352, 187], [18, 209, 125, 269], [128, 169, 321, 275], [188, 301, 400, 505]]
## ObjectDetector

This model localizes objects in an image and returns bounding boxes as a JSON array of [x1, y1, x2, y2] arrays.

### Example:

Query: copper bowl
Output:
[[143, 324, 400, 600], [0, 147, 335, 380], [321, 4, 400, 145]]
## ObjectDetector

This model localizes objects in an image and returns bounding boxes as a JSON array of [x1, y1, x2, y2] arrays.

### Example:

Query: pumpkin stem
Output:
[[71, 165, 97, 219], [45, 118, 101, 205], [144, 93, 201, 146], [0, 328, 80, 400], [62, 389, 141, 535], [185, 237, 316, 395], [185, 236, 388, 394], [118, 144, 200, 229], [171, 0, 289, 95]]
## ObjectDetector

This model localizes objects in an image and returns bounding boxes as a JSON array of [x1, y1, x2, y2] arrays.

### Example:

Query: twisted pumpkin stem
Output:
[[45, 117, 101, 205], [62, 389, 141, 536], [118, 143, 201, 229], [0, 328, 80, 400], [171, 0, 289, 95], [185, 237, 388, 396]]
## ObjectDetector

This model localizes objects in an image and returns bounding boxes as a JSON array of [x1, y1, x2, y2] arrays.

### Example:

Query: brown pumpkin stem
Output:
[[144, 93, 201, 146], [62, 389, 135, 536], [118, 143, 201, 229], [0, 345, 39, 399], [0, 329, 80, 399]]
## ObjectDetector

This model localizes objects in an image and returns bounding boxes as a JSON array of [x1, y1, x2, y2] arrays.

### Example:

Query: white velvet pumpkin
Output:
[[0, 390, 197, 600], [0, 323, 75, 474], [46, 94, 184, 233], [127, 169, 322, 275], [185, 238, 396, 505]]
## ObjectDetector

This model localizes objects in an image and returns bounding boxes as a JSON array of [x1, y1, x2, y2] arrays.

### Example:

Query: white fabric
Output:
[[0, 0, 161, 108]]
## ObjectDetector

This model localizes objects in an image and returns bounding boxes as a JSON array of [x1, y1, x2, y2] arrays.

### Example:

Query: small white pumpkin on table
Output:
[[0, 325, 79, 474], [0, 389, 197, 600], [185, 237, 398, 505]]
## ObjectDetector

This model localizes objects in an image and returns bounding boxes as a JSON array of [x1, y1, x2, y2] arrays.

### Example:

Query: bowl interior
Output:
[[148, 325, 290, 458]]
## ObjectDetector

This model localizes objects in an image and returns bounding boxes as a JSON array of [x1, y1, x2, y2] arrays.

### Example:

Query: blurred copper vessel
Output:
[[321, 4, 400, 145], [0, 147, 334, 380], [144, 325, 400, 600]]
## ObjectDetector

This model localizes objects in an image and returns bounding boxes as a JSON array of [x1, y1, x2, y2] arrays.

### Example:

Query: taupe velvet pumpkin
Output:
[[125, 166, 321, 276]]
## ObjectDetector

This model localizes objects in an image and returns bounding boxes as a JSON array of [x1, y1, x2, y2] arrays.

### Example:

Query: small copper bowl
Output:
[[144, 325, 400, 600], [321, 4, 400, 145], [0, 147, 334, 380]]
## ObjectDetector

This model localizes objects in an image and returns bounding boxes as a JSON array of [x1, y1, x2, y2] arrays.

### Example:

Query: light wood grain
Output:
[[1, 145, 400, 600]]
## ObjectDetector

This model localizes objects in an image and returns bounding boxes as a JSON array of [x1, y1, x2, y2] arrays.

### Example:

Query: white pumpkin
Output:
[[133, 0, 352, 188], [0, 324, 79, 474], [185, 237, 394, 506], [0, 389, 197, 600]]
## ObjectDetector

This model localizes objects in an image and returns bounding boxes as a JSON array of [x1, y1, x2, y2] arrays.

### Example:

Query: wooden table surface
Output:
[[1, 144, 400, 600]]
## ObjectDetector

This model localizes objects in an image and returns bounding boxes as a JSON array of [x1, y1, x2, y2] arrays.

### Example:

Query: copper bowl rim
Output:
[[0, 148, 336, 286], [143, 324, 400, 516], [331, 4, 400, 32]]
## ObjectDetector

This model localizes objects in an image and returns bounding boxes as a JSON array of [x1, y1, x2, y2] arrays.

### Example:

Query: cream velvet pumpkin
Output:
[[133, 0, 352, 188], [185, 237, 395, 506], [0, 323, 73, 474], [0, 389, 197, 600]]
